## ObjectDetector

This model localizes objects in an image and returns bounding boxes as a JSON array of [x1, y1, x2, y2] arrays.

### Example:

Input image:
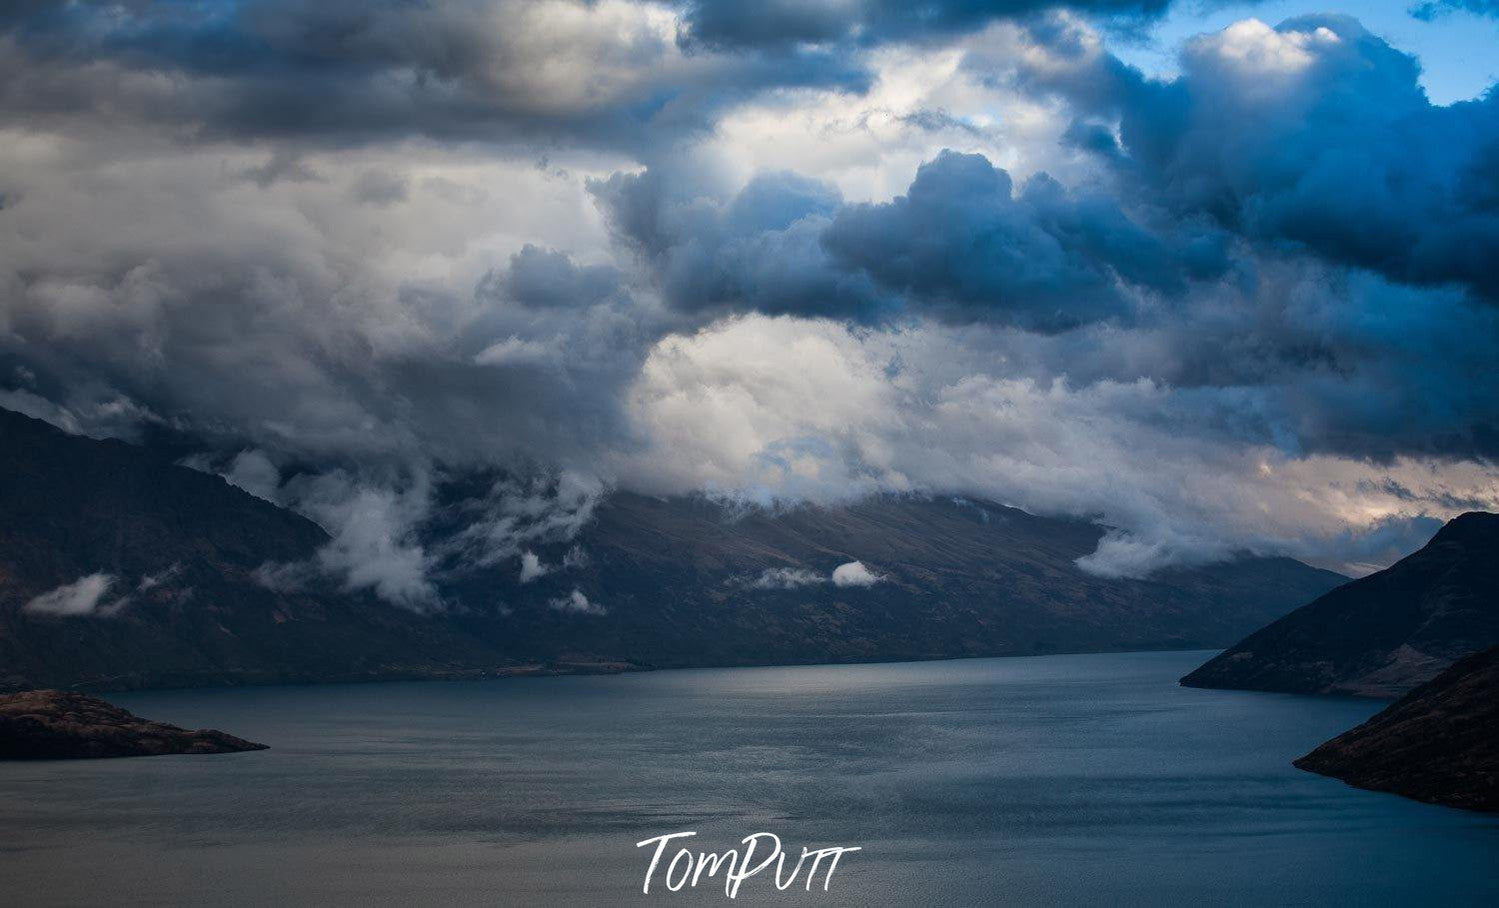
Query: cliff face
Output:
[[1295, 645, 1499, 812], [2, 406, 1346, 691], [1182, 513, 1499, 697], [0, 690, 266, 759]]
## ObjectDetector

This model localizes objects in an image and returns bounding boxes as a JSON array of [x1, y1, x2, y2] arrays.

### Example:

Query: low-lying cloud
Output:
[[23, 573, 121, 617], [746, 567, 828, 589], [549, 588, 607, 615], [519, 551, 552, 583], [831, 561, 883, 587], [741, 560, 886, 589]]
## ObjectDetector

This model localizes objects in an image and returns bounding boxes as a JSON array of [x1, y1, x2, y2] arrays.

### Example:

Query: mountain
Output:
[[1, 406, 1345, 691], [0, 690, 266, 760], [0, 407, 521, 690], [1182, 513, 1499, 697], [1295, 645, 1499, 812], [449, 491, 1348, 669]]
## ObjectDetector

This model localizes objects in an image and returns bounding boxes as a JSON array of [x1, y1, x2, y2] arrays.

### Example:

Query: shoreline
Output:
[[80, 647, 1230, 698]]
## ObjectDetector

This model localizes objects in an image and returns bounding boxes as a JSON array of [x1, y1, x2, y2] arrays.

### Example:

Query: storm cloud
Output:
[[1010, 14, 1499, 300], [591, 148, 1232, 330], [0, 0, 867, 152], [1, 2, 1496, 590]]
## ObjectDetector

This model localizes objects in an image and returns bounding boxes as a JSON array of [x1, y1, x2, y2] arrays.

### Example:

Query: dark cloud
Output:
[[590, 168, 887, 321], [823, 150, 1230, 329], [1139, 266, 1499, 461], [0, 0, 869, 152], [1013, 14, 1499, 301], [679, 0, 1172, 50], [0, 194, 657, 476], [591, 140, 1498, 465], [489, 246, 628, 310], [592, 149, 1233, 331]]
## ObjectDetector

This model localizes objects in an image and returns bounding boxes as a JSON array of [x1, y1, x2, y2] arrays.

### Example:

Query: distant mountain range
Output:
[[1182, 512, 1499, 697], [1295, 645, 1499, 812], [1, 406, 1345, 692], [461, 490, 1345, 670]]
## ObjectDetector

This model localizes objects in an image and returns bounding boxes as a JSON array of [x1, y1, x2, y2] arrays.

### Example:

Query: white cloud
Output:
[[704, 22, 1100, 204], [290, 471, 439, 608], [23, 573, 120, 616], [1189, 19, 1337, 85], [474, 336, 554, 366], [136, 564, 181, 591], [617, 314, 1499, 577], [519, 550, 551, 583], [740, 562, 884, 589], [230, 461, 604, 609], [549, 588, 606, 615], [222, 449, 283, 502], [746, 567, 827, 589], [832, 561, 883, 587], [442, 472, 607, 569], [617, 314, 903, 503]]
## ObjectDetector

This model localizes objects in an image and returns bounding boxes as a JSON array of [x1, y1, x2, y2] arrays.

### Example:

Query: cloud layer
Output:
[[1, 3, 1496, 591]]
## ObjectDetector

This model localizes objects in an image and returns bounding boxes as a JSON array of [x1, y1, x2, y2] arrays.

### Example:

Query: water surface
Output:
[[2, 651, 1496, 905]]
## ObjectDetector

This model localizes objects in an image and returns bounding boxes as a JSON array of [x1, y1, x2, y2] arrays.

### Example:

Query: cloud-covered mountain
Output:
[[0, 407, 1345, 690], [437, 487, 1346, 669], [1, 3, 1496, 587], [0, 407, 511, 690]]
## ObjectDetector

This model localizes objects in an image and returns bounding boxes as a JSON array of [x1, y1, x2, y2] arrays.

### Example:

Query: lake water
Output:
[[2, 650, 1496, 906]]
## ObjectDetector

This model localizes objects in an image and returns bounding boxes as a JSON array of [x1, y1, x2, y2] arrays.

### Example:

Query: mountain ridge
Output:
[[1182, 512, 1499, 697], [1, 406, 1346, 691]]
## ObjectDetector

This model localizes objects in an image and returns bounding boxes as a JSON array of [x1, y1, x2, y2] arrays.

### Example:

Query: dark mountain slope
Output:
[[1296, 645, 1499, 812], [0, 407, 510, 690], [1182, 513, 1499, 697], [442, 491, 1347, 669]]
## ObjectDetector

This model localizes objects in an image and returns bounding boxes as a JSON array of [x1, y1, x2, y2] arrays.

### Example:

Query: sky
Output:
[[1122, 1, 1498, 104], [1, 0, 1497, 600]]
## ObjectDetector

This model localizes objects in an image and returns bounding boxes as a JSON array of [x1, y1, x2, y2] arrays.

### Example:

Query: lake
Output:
[[2, 650, 1496, 905]]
